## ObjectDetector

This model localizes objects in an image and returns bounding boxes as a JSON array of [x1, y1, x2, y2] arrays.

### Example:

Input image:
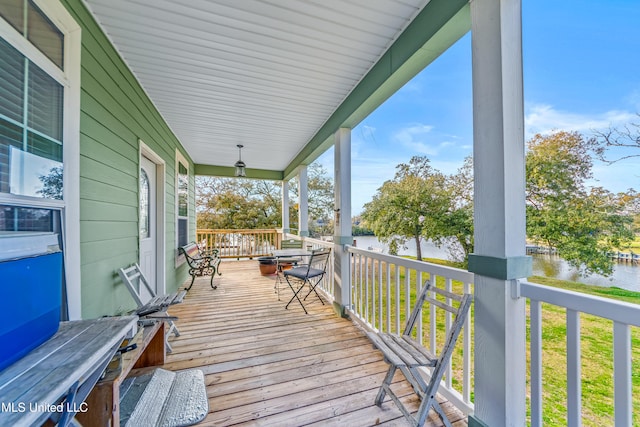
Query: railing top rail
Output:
[[303, 236, 331, 246], [520, 280, 640, 327], [346, 245, 474, 284]]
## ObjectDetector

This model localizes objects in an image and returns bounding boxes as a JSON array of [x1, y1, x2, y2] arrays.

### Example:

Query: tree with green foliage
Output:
[[361, 157, 452, 261], [526, 131, 633, 276], [196, 177, 282, 229], [37, 166, 63, 200], [439, 156, 474, 263], [196, 163, 334, 235]]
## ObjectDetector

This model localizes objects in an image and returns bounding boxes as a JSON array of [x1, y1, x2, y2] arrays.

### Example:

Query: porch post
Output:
[[281, 180, 290, 234], [298, 166, 309, 237], [468, 0, 531, 426], [333, 128, 352, 316]]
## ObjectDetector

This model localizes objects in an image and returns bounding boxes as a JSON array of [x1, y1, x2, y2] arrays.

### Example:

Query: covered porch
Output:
[[164, 260, 466, 426]]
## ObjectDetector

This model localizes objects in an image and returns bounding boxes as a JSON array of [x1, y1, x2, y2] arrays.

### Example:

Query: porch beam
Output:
[[333, 128, 351, 316], [298, 166, 309, 237], [468, 0, 529, 426]]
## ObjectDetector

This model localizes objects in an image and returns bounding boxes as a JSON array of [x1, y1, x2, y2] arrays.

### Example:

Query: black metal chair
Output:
[[283, 248, 331, 314], [274, 256, 301, 300]]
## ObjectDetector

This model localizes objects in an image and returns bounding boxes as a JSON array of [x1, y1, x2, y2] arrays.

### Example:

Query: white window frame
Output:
[[0, 0, 82, 319], [175, 149, 189, 265]]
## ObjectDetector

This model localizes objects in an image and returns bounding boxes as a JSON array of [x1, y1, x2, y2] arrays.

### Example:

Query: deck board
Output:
[[164, 260, 467, 426]]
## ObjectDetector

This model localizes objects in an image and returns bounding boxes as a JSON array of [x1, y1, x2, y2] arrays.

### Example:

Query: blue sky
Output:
[[316, 0, 640, 215]]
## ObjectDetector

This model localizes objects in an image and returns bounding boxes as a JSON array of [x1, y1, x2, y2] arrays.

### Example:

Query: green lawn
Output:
[[616, 236, 640, 252], [356, 257, 640, 426]]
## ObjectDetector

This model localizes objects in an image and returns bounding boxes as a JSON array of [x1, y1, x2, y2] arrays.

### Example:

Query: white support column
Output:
[[298, 166, 309, 237], [333, 128, 352, 316], [468, 0, 530, 426], [281, 180, 290, 235]]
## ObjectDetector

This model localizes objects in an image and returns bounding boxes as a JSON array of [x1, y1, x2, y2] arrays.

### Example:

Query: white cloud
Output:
[[524, 104, 637, 138], [392, 124, 438, 155]]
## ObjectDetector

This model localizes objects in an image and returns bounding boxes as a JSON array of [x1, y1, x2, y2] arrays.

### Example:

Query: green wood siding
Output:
[[62, 0, 193, 318]]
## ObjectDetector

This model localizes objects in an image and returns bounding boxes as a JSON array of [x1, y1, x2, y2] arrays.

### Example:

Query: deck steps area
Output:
[[163, 260, 467, 426]]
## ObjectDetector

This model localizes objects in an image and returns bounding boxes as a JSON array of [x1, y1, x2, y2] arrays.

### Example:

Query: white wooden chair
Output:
[[366, 280, 472, 427], [118, 264, 186, 352]]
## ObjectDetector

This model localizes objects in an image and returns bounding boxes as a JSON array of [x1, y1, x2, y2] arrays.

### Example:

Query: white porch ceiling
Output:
[[82, 0, 432, 175]]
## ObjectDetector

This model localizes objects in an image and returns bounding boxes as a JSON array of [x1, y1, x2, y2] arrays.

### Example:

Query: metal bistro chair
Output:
[[366, 280, 472, 427], [274, 256, 301, 301], [282, 248, 331, 314]]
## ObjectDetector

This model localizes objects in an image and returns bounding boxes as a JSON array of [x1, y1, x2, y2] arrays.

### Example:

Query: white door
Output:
[[139, 155, 157, 301]]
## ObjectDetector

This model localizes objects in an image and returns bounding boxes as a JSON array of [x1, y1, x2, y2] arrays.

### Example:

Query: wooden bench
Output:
[[75, 320, 166, 427], [179, 242, 221, 291], [0, 316, 138, 427], [78, 319, 207, 427]]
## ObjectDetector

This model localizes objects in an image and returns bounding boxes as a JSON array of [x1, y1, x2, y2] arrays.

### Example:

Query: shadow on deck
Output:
[[163, 260, 467, 426]]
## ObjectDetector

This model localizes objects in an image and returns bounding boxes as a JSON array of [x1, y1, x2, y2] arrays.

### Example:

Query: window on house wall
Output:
[[140, 168, 150, 238], [0, 0, 71, 318], [0, 1, 65, 202], [176, 153, 189, 248]]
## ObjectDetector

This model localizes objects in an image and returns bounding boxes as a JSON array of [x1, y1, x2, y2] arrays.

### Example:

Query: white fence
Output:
[[520, 280, 640, 427]]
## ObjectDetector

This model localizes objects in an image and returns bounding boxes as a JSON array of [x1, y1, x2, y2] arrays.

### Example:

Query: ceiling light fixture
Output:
[[234, 144, 246, 177]]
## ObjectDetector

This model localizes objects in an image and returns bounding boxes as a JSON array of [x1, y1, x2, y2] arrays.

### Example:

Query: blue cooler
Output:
[[0, 233, 62, 372]]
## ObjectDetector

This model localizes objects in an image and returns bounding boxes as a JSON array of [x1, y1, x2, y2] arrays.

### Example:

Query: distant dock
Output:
[[526, 245, 639, 264]]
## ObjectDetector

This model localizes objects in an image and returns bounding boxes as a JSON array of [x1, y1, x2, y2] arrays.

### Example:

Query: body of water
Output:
[[352, 235, 640, 292]]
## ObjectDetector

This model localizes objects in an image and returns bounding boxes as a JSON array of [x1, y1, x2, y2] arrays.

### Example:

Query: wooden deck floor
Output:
[[163, 260, 467, 427]]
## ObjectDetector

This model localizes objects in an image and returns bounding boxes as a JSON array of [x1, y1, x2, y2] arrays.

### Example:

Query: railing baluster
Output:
[[405, 267, 411, 326], [530, 299, 542, 427], [463, 281, 471, 405], [358, 254, 363, 316], [613, 321, 631, 427], [386, 262, 391, 333], [378, 260, 383, 332], [395, 264, 401, 334], [445, 277, 452, 389], [430, 274, 437, 354], [566, 309, 581, 427], [366, 257, 376, 325], [417, 272, 423, 345]]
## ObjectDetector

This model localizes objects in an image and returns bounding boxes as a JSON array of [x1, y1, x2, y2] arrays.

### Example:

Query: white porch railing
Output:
[[344, 245, 475, 415], [520, 280, 640, 427]]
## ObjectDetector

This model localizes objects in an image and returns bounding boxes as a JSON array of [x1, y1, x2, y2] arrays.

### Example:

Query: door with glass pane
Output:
[[139, 156, 157, 301]]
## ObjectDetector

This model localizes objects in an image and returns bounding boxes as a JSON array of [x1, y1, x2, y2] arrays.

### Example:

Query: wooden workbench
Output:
[[76, 321, 165, 427]]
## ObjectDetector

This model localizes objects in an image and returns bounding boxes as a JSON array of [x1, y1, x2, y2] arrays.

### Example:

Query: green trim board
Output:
[[468, 254, 533, 280], [334, 235, 354, 245], [283, 0, 470, 179], [468, 415, 490, 427]]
